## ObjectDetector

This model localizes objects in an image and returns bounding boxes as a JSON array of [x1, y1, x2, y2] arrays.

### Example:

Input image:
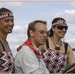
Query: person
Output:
[[15, 20, 49, 74], [0, 7, 15, 73], [39, 17, 75, 73]]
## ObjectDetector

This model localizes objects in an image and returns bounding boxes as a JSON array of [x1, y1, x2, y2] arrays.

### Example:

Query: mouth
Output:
[[42, 39, 47, 42], [61, 32, 65, 35], [7, 27, 13, 32]]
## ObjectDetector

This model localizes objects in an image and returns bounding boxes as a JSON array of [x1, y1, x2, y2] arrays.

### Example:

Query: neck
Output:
[[52, 36, 61, 45], [51, 36, 62, 50], [29, 39, 39, 48], [0, 34, 7, 43], [0, 36, 6, 41], [0, 32, 7, 40]]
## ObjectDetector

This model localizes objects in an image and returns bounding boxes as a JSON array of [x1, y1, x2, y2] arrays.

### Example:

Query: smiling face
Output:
[[52, 20, 68, 38], [0, 12, 14, 35]]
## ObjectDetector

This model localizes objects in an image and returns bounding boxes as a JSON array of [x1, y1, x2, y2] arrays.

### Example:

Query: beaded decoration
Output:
[[52, 21, 67, 26], [0, 13, 13, 19]]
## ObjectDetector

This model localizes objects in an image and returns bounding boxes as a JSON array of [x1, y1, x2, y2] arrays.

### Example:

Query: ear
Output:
[[29, 30, 34, 37]]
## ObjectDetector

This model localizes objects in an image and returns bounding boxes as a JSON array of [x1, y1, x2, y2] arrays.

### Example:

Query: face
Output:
[[30, 22, 48, 47], [52, 20, 68, 38], [0, 12, 14, 35]]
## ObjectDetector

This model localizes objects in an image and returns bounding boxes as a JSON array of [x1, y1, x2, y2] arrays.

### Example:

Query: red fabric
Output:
[[17, 39, 42, 59]]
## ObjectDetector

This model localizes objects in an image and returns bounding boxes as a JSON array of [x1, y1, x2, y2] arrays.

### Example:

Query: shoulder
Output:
[[16, 46, 36, 57], [15, 46, 39, 63], [18, 46, 34, 54], [39, 42, 47, 51], [39, 37, 51, 50], [64, 42, 73, 54], [0, 40, 4, 52]]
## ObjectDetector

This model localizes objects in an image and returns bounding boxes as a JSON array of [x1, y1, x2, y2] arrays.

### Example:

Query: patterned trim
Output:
[[0, 13, 13, 19], [42, 49, 67, 73], [0, 51, 15, 73], [52, 21, 67, 26]]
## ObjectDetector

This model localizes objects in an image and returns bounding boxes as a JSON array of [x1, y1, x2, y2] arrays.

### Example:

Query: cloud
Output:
[[0, 2, 23, 9], [71, 2, 75, 9], [13, 25, 27, 33], [7, 24, 28, 44], [7, 24, 28, 56], [55, 9, 75, 24]]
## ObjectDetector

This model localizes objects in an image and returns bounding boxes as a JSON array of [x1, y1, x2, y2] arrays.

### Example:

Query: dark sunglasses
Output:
[[54, 25, 68, 30]]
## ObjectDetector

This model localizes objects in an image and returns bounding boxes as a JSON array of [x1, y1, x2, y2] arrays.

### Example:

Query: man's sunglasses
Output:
[[54, 25, 68, 30]]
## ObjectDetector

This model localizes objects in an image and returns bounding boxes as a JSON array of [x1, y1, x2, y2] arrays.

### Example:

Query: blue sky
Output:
[[0, 1, 75, 56]]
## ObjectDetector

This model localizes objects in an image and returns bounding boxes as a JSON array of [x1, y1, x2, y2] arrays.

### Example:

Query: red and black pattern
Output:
[[42, 49, 67, 73], [0, 51, 15, 73]]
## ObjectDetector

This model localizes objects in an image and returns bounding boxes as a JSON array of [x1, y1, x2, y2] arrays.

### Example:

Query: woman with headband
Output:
[[0, 7, 15, 73], [39, 17, 75, 73]]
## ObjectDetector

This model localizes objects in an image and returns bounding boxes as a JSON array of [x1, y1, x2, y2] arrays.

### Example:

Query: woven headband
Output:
[[52, 21, 67, 26], [0, 13, 13, 19]]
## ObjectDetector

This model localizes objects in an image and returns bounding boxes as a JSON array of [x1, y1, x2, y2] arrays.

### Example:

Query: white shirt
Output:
[[15, 45, 49, 74]]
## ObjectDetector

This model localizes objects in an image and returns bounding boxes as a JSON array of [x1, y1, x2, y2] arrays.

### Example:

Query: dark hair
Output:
[[49, 17, 66, 37], [27, 20, 47, 39], [0, 7, 12, 15]]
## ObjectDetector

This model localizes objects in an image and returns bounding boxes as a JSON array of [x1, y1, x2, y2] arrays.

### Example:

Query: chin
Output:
[[60, 35, 65, 38], [60, 36, 64, 38], [40, 42, 45, 45]]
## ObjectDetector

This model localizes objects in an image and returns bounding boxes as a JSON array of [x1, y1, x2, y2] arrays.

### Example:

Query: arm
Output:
[[0, 71, 8, 74], [39, 37, 50, 51], [67, 44, 75, 65], [39, 43, 46, 50], [66, 44, 75, 72]]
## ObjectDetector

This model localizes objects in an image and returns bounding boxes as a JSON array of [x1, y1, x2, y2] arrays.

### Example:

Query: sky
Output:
[[0, 1, 75, 56]]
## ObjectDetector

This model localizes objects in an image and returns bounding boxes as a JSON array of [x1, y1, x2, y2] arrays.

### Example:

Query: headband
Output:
[[52, 21, 67, 26], [0, 13, 13, 19]]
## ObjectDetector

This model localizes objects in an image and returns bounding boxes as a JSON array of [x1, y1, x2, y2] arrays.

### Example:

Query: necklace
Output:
[[51, 37, 62, 50]]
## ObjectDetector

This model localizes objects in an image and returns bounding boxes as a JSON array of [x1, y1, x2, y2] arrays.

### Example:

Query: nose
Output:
[[62, 28, 66, 31], [44, 32, 48, 37]]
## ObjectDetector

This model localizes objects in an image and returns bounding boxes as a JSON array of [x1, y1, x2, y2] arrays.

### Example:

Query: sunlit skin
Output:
[[29, 22, 48, 48], [52, 20, 75, 72], [0, 12, 14, 39], [0, 12, 14, 53], [39, 19, 75, 73], [0, 10, 14, 73], [52, 20, 67, 40]]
